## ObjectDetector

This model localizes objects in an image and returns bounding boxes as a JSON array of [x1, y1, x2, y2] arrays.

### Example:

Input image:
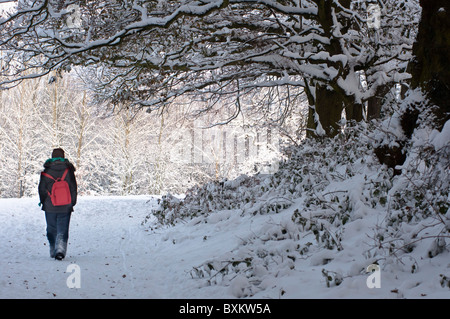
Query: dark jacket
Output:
[[39, 158, 77, 213]]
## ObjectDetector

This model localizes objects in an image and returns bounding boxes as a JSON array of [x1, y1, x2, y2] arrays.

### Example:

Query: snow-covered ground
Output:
[[0, 195, 448, 299]]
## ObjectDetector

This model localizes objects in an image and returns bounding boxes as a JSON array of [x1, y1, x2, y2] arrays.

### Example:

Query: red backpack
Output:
[[41, 168, 72, 206]]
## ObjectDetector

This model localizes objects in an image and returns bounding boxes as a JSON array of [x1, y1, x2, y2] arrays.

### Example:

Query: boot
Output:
[[55, 252, 65, 260]]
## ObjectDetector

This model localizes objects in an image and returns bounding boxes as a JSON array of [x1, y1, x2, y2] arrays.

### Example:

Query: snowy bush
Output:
[[148, 173, 292, 226], [145, 114, 449, 297], [367, 119, 450, 267], [361, 90, 450, 267], [189, 215, 304, 297]]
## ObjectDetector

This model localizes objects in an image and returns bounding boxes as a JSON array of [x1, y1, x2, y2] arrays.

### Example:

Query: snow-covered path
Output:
[[0, 196, 262, 299], [1, 196, 449, 299], [1, 196, 153, 298]]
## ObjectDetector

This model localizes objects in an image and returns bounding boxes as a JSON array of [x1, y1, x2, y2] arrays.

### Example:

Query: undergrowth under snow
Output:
[[147, 119, 450, 298]]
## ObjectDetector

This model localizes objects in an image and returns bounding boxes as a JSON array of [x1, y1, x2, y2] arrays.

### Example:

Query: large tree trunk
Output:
[[407, 0, 450, 130], [345, 100, 364, 123], [305, 0, 351, 138], [375, 0, 450, 173], [315, 84, 344, 137], [367, 84, 391, 121]]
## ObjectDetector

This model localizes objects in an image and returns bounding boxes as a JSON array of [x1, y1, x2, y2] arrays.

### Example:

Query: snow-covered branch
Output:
[[1, 0, 419, 134]]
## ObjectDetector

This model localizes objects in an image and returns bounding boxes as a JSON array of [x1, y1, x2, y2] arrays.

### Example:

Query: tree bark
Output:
[[345, 100, 363, 123], [375, 0, 450, 173], [315, 84, 344, 137], [305, 0, 368, 138], [367, 84, 391, 121], [407, 0, 450, 130]]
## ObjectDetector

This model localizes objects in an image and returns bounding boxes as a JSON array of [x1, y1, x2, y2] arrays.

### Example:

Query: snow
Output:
[[431, 120, 450, 150], [1, 192, 448, 299]]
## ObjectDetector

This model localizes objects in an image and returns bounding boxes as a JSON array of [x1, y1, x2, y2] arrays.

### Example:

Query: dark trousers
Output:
[[45, 212, 72, 258]]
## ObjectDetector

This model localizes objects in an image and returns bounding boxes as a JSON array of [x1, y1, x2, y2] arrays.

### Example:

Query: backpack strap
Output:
[[61, 168, 69, 181], [41, 172, 56, 181], [41, 168, 69, 181]]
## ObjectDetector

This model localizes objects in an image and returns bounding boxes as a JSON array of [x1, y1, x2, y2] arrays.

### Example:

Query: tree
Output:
[[0, 75, 46, 197], [406, 0, 450, 131], [374, 0, 450, 172], [0, 0, 419, 138]]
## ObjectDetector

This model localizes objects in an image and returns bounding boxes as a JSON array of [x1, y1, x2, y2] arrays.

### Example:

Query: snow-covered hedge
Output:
[[148, 123, 390, 230], [149, 172, 292, 226], [144, 116, 449, 297]]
